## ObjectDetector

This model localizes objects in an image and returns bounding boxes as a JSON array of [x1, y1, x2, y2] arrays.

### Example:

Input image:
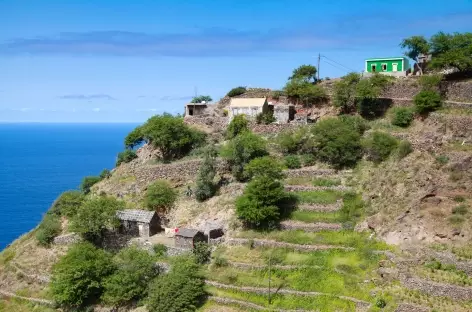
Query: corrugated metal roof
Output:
[[116, 209, 156, 223], [176, 228, 201, 238], [229, 98, 266, 108]]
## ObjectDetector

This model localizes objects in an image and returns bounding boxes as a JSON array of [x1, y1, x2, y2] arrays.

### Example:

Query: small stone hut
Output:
[[271, 104, 295, 124], [185, 102, 208, 117], [174, 228, 206, 249], [228, 97, 268, 120], [116, 209, 160, 238]]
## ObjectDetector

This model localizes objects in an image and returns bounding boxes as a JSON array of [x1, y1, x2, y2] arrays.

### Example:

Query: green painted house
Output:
[[365, 57, 410, 76]]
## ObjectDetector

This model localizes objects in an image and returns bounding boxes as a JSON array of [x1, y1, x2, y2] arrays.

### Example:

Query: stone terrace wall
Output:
[[428, 113, 472, 139], [184, 116, 229, 133], [446, 80, 472, 102]]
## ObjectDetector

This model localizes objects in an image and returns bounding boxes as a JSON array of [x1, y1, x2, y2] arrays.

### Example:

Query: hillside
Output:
[[2, 75, 472, 312]]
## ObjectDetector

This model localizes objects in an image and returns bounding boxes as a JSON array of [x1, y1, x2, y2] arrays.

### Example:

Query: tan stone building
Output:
[[228, 97, 268, 120]]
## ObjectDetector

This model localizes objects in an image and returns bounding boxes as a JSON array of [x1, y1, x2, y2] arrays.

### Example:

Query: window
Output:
[[371, 64, 377, 72], [381, 64, 387, 71]]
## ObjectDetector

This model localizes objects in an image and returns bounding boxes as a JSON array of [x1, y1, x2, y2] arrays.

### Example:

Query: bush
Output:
[[236, 176, 296, 227], [270, 90, 285, 100], [100, 169, 111, 180], [275, 126, 312, 155], [213, 256, 228, 267], [80, 176, 101, 194], [391, 107, 414, 127], [147, 256, 205, 312], [332, 73, 360, 113], [418, 74, 443, 91], [436, 155, 449, 165], [284, 155, 301, 169], [116, 150, 138, 166], [227, 86, 246, 97], [244, 156, 284, 181], [193, 242, 211, 264], [338, 115, 370, 135], [256, 111, 276, 124], [452, 204, 468, 215], [362, 131, 399, 163], [195, 147, 217, 202], [153, 244, 168, 257], [102, 247, 159, 306], [49, 190, 84, 217], [191, 95, 212, 103], [124, 126, 144, 149], [51, 242, 115, 308], [453, 195, 466, 203], [375, 298, 387, 308], [220, 131, 268, 181], [36, 214, 61, 246], [225, 115, 249, 140], [144, 180, 178, 213], [449, 214, 465, 224], [300, 154, 316, 166], [397, 140, 413, 159], [70, 196, 125, 242], [285, 79, 327, 107], [414, 90, 442, 115], [311, 118, 363, 169], [140, 113, 206, 162]]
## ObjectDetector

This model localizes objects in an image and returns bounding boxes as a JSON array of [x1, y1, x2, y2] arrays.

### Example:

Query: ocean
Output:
[[0, 123, 139, 250]]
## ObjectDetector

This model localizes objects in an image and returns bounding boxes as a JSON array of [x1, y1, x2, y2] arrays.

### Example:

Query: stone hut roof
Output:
[[229, 98, 266, 108], [186, 102, 209, 106], [175, 228, 201, 238], [116, 209, 156, 223]]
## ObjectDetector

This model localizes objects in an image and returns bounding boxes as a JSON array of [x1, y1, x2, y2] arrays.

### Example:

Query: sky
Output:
[[1, 0, 471, 123]]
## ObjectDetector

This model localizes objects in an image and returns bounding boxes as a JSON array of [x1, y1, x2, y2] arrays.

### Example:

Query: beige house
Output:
[[228, 97, 268, 120]]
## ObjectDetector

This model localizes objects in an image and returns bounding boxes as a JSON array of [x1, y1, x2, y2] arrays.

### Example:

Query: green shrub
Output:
[[270, 90, 285, 100], [414, 90, 442, 114], [144, 180, 178, 213], [332, 73, 360, 113], [80, 176, 101, 194], [195, 147, 217, 202], [452, 204, 468, 215], [191, 95, 212, 103], [124, 126, 144, 149], [225, 115, 249, 140], [116, 149, 138, 166], [236, 176, 296, 227], [147, 256, 205, 312], [339, 115, 370, 135], [243, 156, 284, 180], [449, 214, 465, 224], [102, 247, 159, 305], [51, 242, 115, 308], [70, 196, 125, 242], [140, 113, 206, 162], [99, 169, 112, 179], [436, 155, 449, 165], [397, 140, 413, 159], [375, 298, 387, 308], [256, 111, 276, 124], [362, 131, 398, 163], [213, 256, 228, 267], [274, 126, 312, 155], [453, 195, 466, 203], [153, 244, 168, 257], [300, 154, 316, 166], [391, 107, 414, 127], [49, 190, 85, 217], [36, 214, 61, 246], [193, 242, 211, 264], [284, 155, 302, 169], [418, 74, 443, 91], [311, 118, 363, 169], [227, 86, 246, 97], [285, 79, 327, 107], [220, 131, 268, 181]]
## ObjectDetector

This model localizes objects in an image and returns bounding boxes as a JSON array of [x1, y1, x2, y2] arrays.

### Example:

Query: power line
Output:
[[321, 58, 351, 73], [321, 55, 358, 73]]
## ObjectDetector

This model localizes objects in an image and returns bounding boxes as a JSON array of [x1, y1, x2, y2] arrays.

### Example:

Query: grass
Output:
[[206, 286, 357, 311], [0, 299, 56, 312], [295, 190, 344, 204], [439, 107, 472, 116], [448, 141, 472, 152], [417, 264, 472, 286], [235, 229, 391, 250], [452, 245, 472, 260], [0, 248, 15, 266], [290, 210, 342, 223], [285, 177, 341, 187]]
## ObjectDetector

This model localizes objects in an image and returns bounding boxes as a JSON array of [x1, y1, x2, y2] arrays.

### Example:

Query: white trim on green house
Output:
[[365, 57, 405, 61]]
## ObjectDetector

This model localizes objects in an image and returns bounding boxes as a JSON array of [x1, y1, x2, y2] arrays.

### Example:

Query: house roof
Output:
[[229, 98, 266, 108], [116, 209, 156, 223], [175, 228, 201, 238], [365, 57, 407, 61], [186, 102, 209, 106]]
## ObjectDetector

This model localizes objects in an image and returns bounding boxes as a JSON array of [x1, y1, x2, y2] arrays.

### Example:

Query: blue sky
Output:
[[1, 0, 471, 122]]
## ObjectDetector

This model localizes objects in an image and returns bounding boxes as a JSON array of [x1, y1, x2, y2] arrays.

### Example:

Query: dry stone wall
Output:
[[400, 275, 472, 301]]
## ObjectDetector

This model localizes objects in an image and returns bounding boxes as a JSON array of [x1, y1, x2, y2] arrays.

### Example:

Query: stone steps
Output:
[[206, 280, 371, 309], [225, 238, 353, 252], [284, 185, 352, 192], [298, 200, 343, 212], [279, 220, 343, 232]]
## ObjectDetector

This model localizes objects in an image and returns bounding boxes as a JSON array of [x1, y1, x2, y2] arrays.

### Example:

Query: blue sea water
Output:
[[0, 123, 138, 250]]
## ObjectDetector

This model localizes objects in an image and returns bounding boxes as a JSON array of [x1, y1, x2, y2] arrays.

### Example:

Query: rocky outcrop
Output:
[[53, 233, 82, 245], [395, 303, 430, 312], [225, 238, 352, 251], [279, 220, 342, 232]]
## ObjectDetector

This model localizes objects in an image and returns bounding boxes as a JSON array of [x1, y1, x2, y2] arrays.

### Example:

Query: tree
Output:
[[51, 242, 115, 308], [140, 113, 206, 162], [102, 246, 159, 306], [236, 176, 294, 227], [362, 131, 399, 163], [220, 131, 268, 181], [243, 156, 284, 181], [36, 214, 61, 246], [195, 147, 218, 202], [227, 86, 247, 97], [288, 64, 317, 83], [70, 196, 125, 242], [311, 118, 363, 169], [48, 190, 85, 217], [147, 256, 205, 312], [116, 149, 138, 166], [226, 114, 249, 139], [333, 73, 361, 113], [80, 176, 102, 194], [124, 126, 144, 149], [284, 79, 327, 107], [414, 90, 442, 115], [144, 180, 178, 213], [191, 95, 213, 103], [400, 36, 430, 75], [429, 32, 472, 72]]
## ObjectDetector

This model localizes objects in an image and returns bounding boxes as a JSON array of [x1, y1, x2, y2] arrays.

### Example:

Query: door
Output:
[[392, 63, 398, 72]]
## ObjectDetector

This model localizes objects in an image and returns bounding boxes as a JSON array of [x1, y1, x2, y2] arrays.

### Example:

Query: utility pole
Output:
[[317, 53, 321, 81], [268, 251, 272, 305]]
